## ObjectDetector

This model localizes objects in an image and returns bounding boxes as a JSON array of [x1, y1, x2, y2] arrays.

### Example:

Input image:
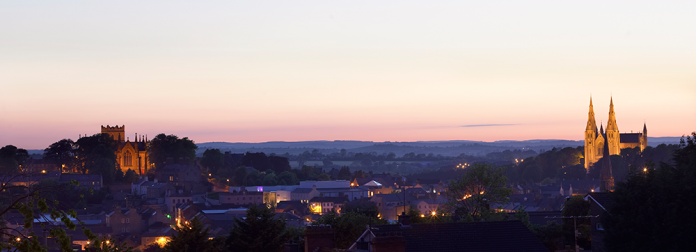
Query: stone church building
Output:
[[101, 125, 151, 174], [584, 97, 647, 170]]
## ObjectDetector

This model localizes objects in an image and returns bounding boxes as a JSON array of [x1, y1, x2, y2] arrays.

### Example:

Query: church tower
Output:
[[605, 97, 621, 155], [584, 97, 598, 170], [600, 132, 615, 192]]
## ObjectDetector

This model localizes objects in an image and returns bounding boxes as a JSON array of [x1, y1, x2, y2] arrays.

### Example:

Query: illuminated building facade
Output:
[[101, 125, 151, 174], [584, 97, 647, 170]]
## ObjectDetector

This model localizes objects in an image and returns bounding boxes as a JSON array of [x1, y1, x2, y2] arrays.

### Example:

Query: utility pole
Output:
[[545, 215, 598, 252]]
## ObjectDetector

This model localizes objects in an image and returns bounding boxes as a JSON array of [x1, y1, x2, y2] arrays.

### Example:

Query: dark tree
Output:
[[337, 166, 351, 180], [242, 152, 272, 172], [445, 163, 511, 221], [269, 155, 291, 173], [0, 145, 29, 174], [148, 133, 197, 169], [276, 171, 299, 185], [233, 166, 248, 186], [556, 164, 586, 180], [602, 132, 696, 252], [43, 139, 76, 171], [123, 169, 140, 183], [562, 196, 591, 249], [75, 134, 118, 184], [162, 217, 223, 252], [227, 205, 291, 252], [200, 149, 225, 174]]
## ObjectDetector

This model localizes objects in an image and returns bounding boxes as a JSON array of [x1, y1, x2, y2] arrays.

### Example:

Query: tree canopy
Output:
[[226, 205, 291, 252], [0, 145, 29, 174], [602, 132, 696, 251], [43, 139, 76, 171], [162, 217, 223, 252], [74, 134, 118, 184], [444, 163, 512, 221], [148, 133, 197, 169]]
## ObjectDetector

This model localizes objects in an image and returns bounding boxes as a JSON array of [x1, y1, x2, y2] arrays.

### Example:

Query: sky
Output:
[[1, 1, 695, 149]]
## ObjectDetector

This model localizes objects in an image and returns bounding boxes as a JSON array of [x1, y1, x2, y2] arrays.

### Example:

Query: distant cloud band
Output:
[[461, 124, 518, 128]]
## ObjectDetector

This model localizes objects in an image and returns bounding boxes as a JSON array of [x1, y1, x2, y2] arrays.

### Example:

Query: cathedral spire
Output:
[[586, 96, 597, 131], [606, 96, 620, 155], [600, 133, 615, 192]]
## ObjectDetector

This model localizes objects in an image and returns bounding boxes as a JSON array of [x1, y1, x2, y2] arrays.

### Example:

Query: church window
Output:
[[124, 151, 132, 166]]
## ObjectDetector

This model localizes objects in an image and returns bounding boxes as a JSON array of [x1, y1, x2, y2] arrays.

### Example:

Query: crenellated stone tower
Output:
[[100, 125, 151, 175]]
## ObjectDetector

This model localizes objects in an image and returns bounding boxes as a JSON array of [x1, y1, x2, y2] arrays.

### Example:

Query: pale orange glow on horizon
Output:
[[1, 2, 694, 149]]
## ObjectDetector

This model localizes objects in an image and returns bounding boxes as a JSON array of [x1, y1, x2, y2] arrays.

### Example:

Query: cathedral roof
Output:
[[619, 133, 642, 143]]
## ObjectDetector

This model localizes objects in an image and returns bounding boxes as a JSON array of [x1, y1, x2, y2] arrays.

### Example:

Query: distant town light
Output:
[[431, 211, 436, 216], [41, 170, 46, 173], [16, 237, 20, 242], [643, 167, 647, 172], [420, 214, 425, 218]]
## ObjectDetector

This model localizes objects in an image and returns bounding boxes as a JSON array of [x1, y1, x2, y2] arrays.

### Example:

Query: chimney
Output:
[[304, 225, 335, 252], [398, 212, 411, 226]]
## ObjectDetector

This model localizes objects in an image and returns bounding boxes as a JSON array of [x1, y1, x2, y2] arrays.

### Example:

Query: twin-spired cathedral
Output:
[[584, 97, 647, 170], [101, 125, 152, 174]]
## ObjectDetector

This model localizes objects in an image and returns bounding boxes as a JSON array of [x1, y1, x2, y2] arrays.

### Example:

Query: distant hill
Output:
[[195, 137, 682, 157], [24, 137, 683, 157]]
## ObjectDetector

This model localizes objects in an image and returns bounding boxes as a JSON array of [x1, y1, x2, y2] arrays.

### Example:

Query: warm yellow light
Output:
[[208, 173, 212, 177], [377, 213, 381, 218], [431, 211, 436, 216], [105, 240, 110, 244], [643, 168, 647, 172], [156, 237, 169, 246], [16, 237, 20, 242], [591, 189, 595, 192], [227, 179, 230, 182], [480, 191, 485, 195], [41, 170, 46, 173], [420, 214, 425, 218]]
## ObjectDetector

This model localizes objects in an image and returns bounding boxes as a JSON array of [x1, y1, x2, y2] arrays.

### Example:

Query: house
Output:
[[220, 187, 264, 206], [308, 197, 347, 215], [370, 194, 414, 220], [585, 192, 613, 252], [343, 220, 549, 252], [156, 163, 200, 186], [275, 201, 309, 216], [106, 207, 144, 235], [292, 186, 320, 203]]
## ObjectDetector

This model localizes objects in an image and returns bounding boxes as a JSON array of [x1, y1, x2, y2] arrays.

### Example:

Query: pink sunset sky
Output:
[[1, 1, 695, 150]]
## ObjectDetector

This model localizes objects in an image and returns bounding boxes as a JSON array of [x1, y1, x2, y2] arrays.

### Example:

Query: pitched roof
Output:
[[585, 192, 613, 211], [292, 188, 314, 194], [619, 133, 642, 143], [309, 197, 347, 204], [367, 221, 548, 252], [58, 174, 101, 182]]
